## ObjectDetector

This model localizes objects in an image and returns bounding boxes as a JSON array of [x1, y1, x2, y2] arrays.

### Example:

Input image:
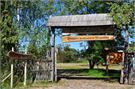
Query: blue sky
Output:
[[55, 27, 135, 50], [55, 35, 88, 50]]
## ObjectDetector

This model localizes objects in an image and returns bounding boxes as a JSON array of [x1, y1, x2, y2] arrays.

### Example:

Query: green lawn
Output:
[[57, 62, 121, 79]]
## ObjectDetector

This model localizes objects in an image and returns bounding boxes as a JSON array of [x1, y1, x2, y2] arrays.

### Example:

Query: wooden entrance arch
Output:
[[47, 14, 116, 81]]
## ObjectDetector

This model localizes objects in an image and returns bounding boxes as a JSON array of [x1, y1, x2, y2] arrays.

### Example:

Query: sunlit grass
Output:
[[79, 69, 105, 77], [58, 62, 121, 78]]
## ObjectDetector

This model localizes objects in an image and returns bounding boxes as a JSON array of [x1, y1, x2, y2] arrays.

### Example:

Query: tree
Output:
[[9, 0, 57, 59], [128, 42, 135, 52], [109, 1, 135, 49], [85, 41, 104, 69], [60, 0, 111, 15], [0, 1, 19, 73], [57, 45, 79, 63]]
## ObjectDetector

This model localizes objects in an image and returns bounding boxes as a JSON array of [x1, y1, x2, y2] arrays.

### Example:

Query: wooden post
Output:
[[11, 47, 14, 88], [51, 28, 56, 82], [24, 61, 27, 86], [55, 48, 58, 81], [24, 50, 27, 86], [106, 55, 109, 75], [10, 63, 13, 88], [120, 52, 125, 84]]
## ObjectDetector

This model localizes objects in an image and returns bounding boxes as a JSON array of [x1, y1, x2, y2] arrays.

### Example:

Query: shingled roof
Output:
[[47, 14, 115, 27]]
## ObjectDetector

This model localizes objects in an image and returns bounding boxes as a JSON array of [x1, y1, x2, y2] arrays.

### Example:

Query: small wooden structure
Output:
[[7, 49, 33, 88], [47, 14, 115, 81], [47, 13, 134, 84]]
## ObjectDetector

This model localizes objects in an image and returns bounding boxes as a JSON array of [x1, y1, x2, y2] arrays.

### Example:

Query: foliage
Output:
[[110, 2, 134, 29], [109, 1, 135, 51], [57, 45, 79, 63], [13, 0, 51, 58], [61, 0, 110, 15], [128, 42, 135, 52], [85, 41, 104, 69], [0, 0, 19, 73]]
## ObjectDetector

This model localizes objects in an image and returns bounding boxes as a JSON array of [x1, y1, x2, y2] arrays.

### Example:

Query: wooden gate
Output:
[[32, 59, 53, 81], [32, 49, 57, 82]]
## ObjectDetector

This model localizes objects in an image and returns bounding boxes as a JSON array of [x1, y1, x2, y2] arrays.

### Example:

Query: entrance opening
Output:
[[47, 14, 125, 83]]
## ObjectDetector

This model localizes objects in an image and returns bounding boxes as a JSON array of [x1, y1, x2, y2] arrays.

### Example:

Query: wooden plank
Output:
[[62, 35, 114, 42], [62, 26, 114, 34], [47, 14, 114, 27]]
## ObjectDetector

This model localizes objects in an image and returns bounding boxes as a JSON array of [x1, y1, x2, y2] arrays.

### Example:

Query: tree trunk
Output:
[[88, 60, 95, 69]]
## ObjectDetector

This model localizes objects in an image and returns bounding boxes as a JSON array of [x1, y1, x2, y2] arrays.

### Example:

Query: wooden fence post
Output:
[[11, 63, 13, 88], [55, 48, 58, 81], [24, 50, 27, 86], [120, 52, 125, 84], [51, 28, 55, 82], [24, 61, 27, 86], [11, 47, 14, 88]]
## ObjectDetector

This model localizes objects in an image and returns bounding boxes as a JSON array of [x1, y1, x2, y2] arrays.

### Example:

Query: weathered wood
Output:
[[47, 14, 114, 27], [51, 28, 56, 81], [62, 35, 114, 42], [106, 55, 109, 75], [24, 50, 27, 86], [10, 63, 13, 88], [62, 26, 114, 34], [33, 59, 53, 81], [55, 48, 58, 81], [120, 52, 125, 84], [7, 51, 33, 60], [10, 47, 14, 88], [23, 61, 27, 86]]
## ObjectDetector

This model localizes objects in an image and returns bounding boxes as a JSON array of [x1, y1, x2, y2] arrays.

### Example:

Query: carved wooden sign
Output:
[[107, 52, 123, 64], [7, 51, 33, 60], [62, 35, 114, 42]]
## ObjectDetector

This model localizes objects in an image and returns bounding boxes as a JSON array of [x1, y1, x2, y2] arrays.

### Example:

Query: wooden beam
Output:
[[51, 28, 56, 82], [62, 26, 114, 34], [62, 35, 114, 42]]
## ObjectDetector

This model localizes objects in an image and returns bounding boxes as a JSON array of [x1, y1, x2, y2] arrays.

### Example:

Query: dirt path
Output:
[[29, 79, 135, 89]]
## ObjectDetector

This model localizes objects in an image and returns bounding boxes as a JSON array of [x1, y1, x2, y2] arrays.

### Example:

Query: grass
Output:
[[79, 69, 105, 77], [58, 62, 121, 80], [1, 62, 122, 89], [79, 69, 120, 78]]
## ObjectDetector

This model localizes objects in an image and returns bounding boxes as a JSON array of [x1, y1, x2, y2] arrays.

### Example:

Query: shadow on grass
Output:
[[57, 68, 120, 82]]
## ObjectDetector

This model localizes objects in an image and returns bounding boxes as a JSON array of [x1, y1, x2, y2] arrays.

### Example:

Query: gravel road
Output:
[[29, 79, 135, 89]]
